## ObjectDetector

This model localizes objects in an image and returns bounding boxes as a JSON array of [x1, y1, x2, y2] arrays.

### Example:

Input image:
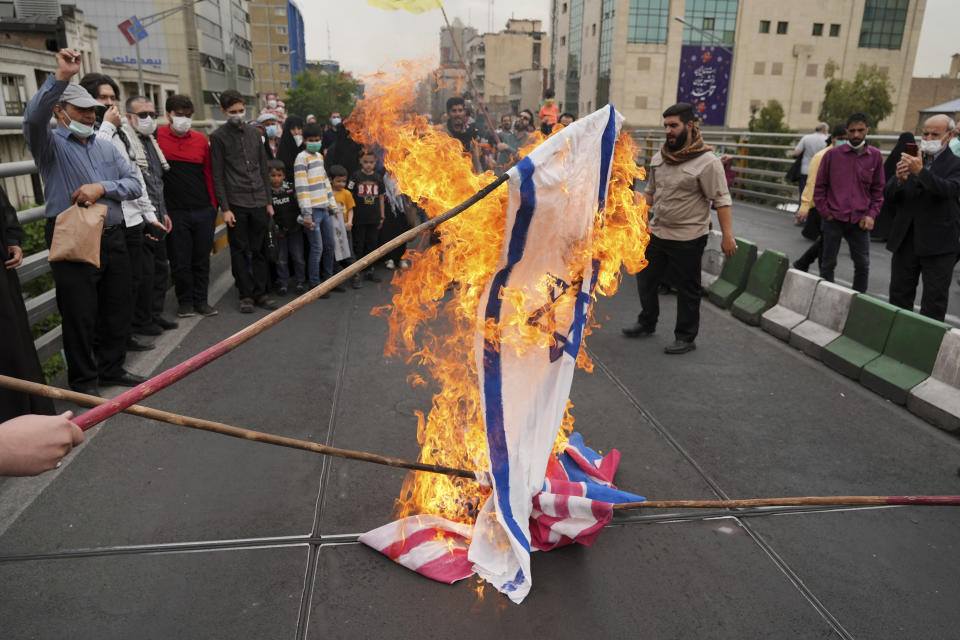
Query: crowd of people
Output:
[[792, 112, 960, 322]]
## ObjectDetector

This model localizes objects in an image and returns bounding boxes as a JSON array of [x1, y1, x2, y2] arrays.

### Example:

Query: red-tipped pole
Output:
[[71, 172, 509, 431], [612, 496, 960, 510]]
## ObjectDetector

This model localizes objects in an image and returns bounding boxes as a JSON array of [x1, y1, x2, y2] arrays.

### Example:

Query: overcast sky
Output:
[[299, 0, 955, 78]]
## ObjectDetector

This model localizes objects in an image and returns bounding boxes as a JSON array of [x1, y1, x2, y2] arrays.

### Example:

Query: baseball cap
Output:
[[61, 83, 101, 109], [257, 112, 278, 124]]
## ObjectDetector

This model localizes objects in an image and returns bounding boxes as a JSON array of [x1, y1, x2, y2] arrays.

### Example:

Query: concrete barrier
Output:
[[821, 294, 899, 380], [701, 230, 724, 289], [761, 269, 821, 341], [707, 238, 757, 309], [731, 249, 789, 325], [858, 310, 950, 405], [907, 328, 960, 434], [788, 281, 857, 360]]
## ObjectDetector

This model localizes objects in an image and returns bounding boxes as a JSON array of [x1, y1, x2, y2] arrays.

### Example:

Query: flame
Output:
[[347, 65, 649, 528]]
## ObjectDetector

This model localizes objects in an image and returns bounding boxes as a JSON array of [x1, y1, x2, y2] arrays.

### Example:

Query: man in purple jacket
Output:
[[813, 113, 885, 293]]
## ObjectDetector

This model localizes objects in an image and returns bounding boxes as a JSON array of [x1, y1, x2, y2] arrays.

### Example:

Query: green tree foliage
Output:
[[745, 100, 794, 203], [749, 100, 789, 133], [283, 71, 361, 121], [819, 62, 893, 129]]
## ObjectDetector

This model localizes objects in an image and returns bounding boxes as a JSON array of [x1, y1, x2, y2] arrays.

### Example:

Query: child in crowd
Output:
[[328, 164, 362, 289], [267, 159, 305, 295], [348, 150, 385, 282], [294, 123, 341, 296], [538, 89, 559, 135]]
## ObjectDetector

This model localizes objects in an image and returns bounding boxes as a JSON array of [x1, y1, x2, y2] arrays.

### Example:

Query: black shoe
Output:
[[70, 384, 100, 397], [177, 303, 196, 318], [256, 295, 278, 310], [295, 281, 306, 294], [126, 335, 156, 351], [99, 370, 148, 387], [277, 285, 288, 295], [365, 270, 382, 283], [791, 261, 809, 272], [194, 303, 218, 317], [622, 323, 655, 338], [351, 275, 363, 289], [664, 340, 696, 355], [134, 323, 163, 336], [239, 297, 255, 313], [154, 316, 179, 330]]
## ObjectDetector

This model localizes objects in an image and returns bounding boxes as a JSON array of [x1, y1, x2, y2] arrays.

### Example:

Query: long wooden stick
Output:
[[71, 172, 510, 432], [0, 374, 478, 479], [612, 496, 960, 510]]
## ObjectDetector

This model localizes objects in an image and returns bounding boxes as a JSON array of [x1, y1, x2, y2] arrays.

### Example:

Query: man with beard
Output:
[[443, 96, 480, 173], [622, 103, 737, 354]]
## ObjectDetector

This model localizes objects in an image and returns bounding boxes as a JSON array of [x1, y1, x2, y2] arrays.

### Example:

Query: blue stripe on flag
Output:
[[597, 104, 617, 211], [482, 156, 539, 554]]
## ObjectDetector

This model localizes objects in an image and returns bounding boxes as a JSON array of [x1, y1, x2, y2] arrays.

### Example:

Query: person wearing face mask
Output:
[[883, 114, 960, 321], [813, 113, 885, 293], [794, 124, 847, 273], [22, 49, 144, 396], [81, 73, 167, 356], [321, 111, 340, 154], [260, 92, 284, 124], [122, 96, 178, 335], [156, 93, 219, 318], [276, 115, 304, 183], [257, 112, 281, 159], [210, 89, 278, 313]]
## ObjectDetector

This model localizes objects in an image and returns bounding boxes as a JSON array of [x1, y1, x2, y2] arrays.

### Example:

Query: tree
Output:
[[749, 99, 789, 133], [283, 70, 361, 121], [818, 62, 893, 129], [745, 100, 793, 203]]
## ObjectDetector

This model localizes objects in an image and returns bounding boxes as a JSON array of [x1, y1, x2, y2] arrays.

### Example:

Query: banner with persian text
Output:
[[676, 45, 733, 126]]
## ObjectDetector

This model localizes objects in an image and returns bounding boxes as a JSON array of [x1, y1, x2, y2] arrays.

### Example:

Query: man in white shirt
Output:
[[792, 122, 829, 207]]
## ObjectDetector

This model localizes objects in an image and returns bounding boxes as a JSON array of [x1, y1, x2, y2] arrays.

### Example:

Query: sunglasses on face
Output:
[[135, 111, 158, 119]]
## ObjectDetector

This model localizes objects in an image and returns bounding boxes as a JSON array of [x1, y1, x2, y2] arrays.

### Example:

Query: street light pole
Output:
[[128, 0, 208, 97]]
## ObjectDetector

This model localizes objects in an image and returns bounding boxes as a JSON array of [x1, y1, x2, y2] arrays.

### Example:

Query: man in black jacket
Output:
[[884, 114, 960, 321]]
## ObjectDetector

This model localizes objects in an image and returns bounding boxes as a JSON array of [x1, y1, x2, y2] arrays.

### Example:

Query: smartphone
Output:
[[904, 142, 918, 157], [145, 225, 167, 244]]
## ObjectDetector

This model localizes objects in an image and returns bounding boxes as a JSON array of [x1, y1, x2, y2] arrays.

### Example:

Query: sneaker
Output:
[[134, 323, 163, 336], [177, 303, 196, 318], [385, 259, 396, 270], [365, 269, 382, 283], [255, 295, 279, 310], [399, 259, 411, 269], [239, 298, 255, 313], [295, 281, 306, 294], [277, 285, 288, 295], [154, 316, 179, 330], [194, 303, 219, 317], [351, 275, 363, 289], [664, 340, 696, 355]]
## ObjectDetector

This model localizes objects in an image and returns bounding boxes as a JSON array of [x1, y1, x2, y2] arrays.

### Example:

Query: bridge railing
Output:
[[1, 116, 226, 378], [628, 128, 902, 208]]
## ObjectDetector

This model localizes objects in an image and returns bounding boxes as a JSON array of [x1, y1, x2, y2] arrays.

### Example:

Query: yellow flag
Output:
[[365, 0, 441, 14]]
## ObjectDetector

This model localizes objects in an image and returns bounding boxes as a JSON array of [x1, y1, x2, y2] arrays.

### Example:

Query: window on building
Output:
[[560, 35, 566, 46], [800, 101, 813, 114], [280, 82, 290, 89], [1, 74, 26, 116], [277, 25, 287, 34], [829, 23, 841, 37], [591, 23, 596, 36], [771, 62, 783, 75], [683, 0, 738, 45], [628, 0, 669, 44], [562, 2, 567, 13], [759, 20, 770, 33], [812, 23, 823, 36], [278, 45, 288, 54], [806, 63, 818, 77], [858, 0, 907, 49], [753, 61, 765, 75], [776, 21, 788, 34], [279, 63, 289, 73], [274, 7, 286, 16]]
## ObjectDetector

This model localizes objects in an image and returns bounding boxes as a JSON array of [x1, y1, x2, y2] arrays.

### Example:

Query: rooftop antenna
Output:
[[326, 22, 332, 59]]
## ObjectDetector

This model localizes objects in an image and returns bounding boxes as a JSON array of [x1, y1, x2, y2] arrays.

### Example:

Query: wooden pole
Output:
[[0, 375, 478, 480], [70, 171, 510, 432], [612, 496, 960, 510]]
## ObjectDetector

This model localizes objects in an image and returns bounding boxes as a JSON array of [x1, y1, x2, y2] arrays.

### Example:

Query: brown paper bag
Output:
[[48, 203, 108, 268]]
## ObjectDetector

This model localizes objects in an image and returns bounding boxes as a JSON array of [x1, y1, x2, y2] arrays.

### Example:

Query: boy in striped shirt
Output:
[[294, 123, 340, 293]]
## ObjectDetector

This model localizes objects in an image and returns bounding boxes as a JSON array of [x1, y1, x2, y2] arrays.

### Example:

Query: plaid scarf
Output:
[[121, 122, 170, 174], [660, 124, 713, 165]]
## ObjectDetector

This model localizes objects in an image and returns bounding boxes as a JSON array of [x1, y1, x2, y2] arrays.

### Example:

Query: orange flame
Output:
[[347, 66, 649, 527]]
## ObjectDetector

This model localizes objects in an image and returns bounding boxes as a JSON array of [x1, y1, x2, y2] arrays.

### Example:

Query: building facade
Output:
[[464, 19, 549, 117], [903, 54, 960, 131], [73, 0, 256, 119], [250, 0, 305, 104], [551, 0, 925, 130]]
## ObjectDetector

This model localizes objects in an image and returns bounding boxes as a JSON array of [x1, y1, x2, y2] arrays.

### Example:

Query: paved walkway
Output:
[[1, 208, 959, 638]]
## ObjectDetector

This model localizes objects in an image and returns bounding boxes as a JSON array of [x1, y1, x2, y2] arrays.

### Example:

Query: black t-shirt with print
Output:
[[446, 122, 479, 154], [348, 170, 385, 225]]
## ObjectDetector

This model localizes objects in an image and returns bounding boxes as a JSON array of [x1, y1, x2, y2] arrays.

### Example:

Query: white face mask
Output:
[[848, 139, 865, 150], [293, 134, 303, 146], [919, 138, 944, 156], [170, 116, 192, 134], [266, 100, 277, 109], [134, 115, 156, 136], [226, 111, 246, 126]]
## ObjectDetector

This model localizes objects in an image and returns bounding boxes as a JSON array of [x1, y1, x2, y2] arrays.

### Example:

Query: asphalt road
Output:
[[1, 212, 959, 639]]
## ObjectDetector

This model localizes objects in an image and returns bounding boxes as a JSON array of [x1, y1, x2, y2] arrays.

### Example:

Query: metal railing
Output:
[[2, 116, 226, 374], [628, 128, 903, 207]]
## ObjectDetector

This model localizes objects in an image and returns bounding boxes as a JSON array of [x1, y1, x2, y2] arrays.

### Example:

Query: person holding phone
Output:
[[883, 114, 960, 321], [813, 113, 885, 293], [22, 48, 144, 397]]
